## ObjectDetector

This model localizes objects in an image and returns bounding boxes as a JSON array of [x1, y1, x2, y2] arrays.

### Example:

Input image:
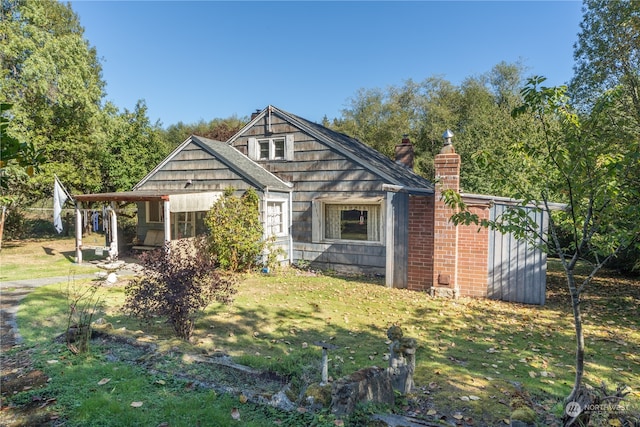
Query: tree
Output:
[[571, 0, 640, 273], [445, 77, 640, 423], [0, 102, 45, 245], [332, 63, 538, 196], [1, 0, 105, 197], [570, 0, 640, 120], [97, 101, 169, 192], [0, 103, 45, 191], [161, 116, 246, 150], [204, 188, 265, 272], [332, 78, 461, 180]]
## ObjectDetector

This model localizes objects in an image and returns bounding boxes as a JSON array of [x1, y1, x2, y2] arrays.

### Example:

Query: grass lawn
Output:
[[0, 237, 105, 281], [1, 239, 639, 426]]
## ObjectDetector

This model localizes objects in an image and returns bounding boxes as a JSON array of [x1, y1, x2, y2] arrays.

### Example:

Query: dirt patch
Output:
[[0, 347, 58, 427], [91, 330, 290, 398]]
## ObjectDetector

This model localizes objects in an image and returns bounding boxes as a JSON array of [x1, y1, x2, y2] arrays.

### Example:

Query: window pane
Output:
[[323, 204, 380, 241], [273, 138, 285, 159], [340, 209, 368, 240], [259, 140, 269, 159], [267, 202, 283, 235], [148, 202, 162, 222]]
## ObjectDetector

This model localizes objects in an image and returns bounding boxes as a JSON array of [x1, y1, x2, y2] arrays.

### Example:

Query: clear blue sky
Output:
[[70, 1, 584, 128]]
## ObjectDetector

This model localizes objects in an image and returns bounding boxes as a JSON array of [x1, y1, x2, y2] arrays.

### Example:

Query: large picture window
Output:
[[322, 203, 381, 242]]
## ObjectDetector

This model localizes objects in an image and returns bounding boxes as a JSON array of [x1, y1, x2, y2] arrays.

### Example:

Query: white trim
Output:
[[253, 135, 292, 161], [163, 200, 171, 244], [168, 192, 222, 213], [265, 198, 289, 237], [312, 197, 385, 245], [382, 183, 434, 195]]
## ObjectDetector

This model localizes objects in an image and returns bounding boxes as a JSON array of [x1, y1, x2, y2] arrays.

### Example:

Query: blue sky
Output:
[[70, 1, 584, 128]]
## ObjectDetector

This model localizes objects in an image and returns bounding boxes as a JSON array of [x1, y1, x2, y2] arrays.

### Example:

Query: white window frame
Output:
[[248, 134, 294, 161], [264, 199, 289, 237], [145, 201, 164, 223], [171, 211, 195, 239], [312, 197, 384, 245]]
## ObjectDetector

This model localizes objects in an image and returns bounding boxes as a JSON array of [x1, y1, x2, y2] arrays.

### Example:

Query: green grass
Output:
[[7, 247, 640, 425], [0, 237, 104, 281]]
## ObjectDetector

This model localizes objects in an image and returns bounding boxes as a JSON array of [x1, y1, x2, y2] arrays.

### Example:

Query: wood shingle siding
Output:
[[228, 106, 433, 278]]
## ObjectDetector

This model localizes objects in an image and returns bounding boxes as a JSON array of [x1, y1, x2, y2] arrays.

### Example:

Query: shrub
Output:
[[204, 188, 265, 272], [123, 237, 236, 340], [65, 278, 103, 354]]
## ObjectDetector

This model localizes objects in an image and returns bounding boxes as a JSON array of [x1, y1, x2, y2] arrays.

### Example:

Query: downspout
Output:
[[263, 186, 269, 265], [288, 190, 293, 265]]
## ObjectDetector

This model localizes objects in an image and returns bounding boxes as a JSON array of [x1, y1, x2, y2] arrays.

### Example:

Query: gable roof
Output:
[[134, 135, 292, 193], [228, 105, 434, 192]]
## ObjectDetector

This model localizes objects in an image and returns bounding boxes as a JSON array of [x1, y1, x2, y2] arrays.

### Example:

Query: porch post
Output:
[[163, 198, 171, 245], [109, 202, 118, 259], [75, 203, 83, 264], [385, 191, 395, 288]]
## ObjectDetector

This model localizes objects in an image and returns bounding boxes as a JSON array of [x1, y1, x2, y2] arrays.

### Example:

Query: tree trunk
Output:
[[563, 385, 596, 426], [566, 270, 585, 404], [0, 205, 5, 251]]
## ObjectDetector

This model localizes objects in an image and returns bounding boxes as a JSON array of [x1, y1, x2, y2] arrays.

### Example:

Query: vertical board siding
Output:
[[488, 204, 548, 305], [386, 191, 408, 288]]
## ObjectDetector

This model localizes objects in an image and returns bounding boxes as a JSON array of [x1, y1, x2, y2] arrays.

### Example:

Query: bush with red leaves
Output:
[[123, 237, 237, 340]]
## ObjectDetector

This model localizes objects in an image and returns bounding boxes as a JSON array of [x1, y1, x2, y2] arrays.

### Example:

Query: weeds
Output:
[[64, 277, 103, 354]]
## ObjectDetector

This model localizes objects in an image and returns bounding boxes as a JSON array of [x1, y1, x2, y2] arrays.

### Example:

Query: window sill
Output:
[[318, 239, 384, 246]]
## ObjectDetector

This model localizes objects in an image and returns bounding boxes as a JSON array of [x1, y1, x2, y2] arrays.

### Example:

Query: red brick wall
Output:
[[432, 153, 460, 290], [405, 148, 492, 299], [406, 195, 434, 291], [456, 204, 490, 298]]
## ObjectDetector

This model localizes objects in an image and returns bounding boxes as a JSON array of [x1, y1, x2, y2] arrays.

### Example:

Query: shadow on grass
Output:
[[14, 262, 640, 425]]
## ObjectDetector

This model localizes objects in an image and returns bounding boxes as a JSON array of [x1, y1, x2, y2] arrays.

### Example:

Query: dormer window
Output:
[[257, 137, 285, 160], [249, 135, 294, 161]]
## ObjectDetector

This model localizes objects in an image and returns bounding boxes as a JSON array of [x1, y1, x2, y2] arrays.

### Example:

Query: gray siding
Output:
[[386, 191, 408, 288], [488, 204, 548, 305], [137, 142, 255, 192], [232, 114, 391, 274]]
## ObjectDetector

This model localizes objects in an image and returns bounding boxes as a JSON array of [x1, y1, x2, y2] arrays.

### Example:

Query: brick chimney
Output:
[[395, 135, 414, 169], [432, 129, 460, 297]]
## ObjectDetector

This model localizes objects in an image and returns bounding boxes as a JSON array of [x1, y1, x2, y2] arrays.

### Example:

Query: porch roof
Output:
[[74, 190, 192, 203]]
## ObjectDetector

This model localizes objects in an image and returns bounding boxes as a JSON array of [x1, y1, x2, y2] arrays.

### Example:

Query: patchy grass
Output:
[[0, 237, 104, 281], [3, 243, 639, 426]]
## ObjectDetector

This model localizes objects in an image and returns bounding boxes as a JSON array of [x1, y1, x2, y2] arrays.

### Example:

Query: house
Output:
[[74, 105, 550, 305]]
